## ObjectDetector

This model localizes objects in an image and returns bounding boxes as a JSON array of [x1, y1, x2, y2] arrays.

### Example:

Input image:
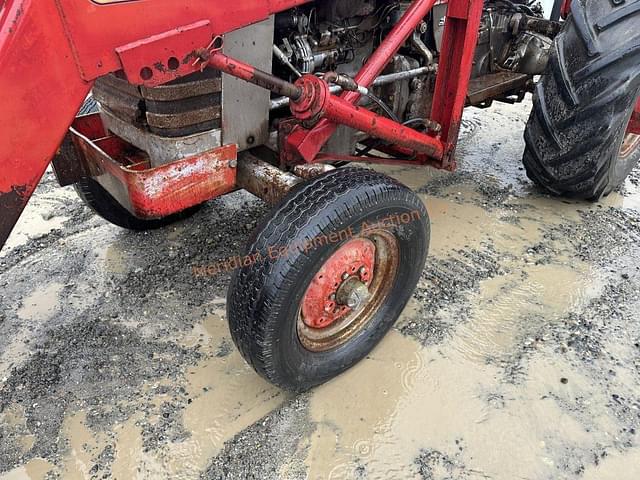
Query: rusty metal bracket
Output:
[[67, 114, 237, 219]]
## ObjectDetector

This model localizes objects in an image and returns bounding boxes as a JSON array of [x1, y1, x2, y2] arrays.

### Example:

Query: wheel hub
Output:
[[335, 276, 370, 310], [301, 238, 375, 329]]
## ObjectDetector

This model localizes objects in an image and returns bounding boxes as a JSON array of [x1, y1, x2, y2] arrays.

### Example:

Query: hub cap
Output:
[[298, 231, 399, 352]]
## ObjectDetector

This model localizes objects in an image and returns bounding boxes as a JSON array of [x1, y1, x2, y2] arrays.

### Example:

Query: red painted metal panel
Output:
[[55, 0, 312, 81], [429, 0, 483, 170], [115, 20, 215, 87], [0, 0, 92, 250]]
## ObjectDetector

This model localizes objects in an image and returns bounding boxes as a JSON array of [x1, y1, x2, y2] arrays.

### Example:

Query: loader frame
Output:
[[0, 0, 638, 249]]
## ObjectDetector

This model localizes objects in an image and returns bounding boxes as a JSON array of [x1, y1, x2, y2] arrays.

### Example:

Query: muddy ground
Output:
[[1, 99, 640, 480]]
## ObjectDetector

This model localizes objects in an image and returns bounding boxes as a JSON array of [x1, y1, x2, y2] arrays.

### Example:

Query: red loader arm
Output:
[[0, 0, 91, 249]]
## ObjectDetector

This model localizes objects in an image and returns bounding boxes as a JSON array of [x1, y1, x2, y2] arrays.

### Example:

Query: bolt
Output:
[[358, 266, 367, 276], [342, 273, 349, 280], [228, 160, 238, 168], [329, 293, 336, 301]]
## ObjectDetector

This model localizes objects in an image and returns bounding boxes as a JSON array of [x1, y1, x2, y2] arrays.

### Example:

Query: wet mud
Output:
[[1, 99, 640, 479]]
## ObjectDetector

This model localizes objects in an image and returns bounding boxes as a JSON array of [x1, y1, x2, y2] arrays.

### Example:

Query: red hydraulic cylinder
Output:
[[285, 0, 440, 162], [207, 46, 302, 100], [204, 49, 445, 160], [290, 75, 444, 159]]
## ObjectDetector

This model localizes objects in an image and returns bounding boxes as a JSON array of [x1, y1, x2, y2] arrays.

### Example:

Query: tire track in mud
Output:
[[200, 396, 312, 480], [401, 246, 509, 347]]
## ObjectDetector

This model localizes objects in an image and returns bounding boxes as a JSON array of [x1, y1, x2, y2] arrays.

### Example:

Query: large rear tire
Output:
[[227, 168, 430, 391], [523, 0, 640, 200]]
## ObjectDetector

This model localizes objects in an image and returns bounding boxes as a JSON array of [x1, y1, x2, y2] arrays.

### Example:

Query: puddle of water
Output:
[[0, 459, 55, 480], [304, 329, 602, 480], [59, 412, 110, 480], [0, 188, 73, 256], [110, 418, 166, 479], [0, 283, 65, 371], [581, 447, 640, 480], [423, 194, 494, 256], [603, 177, 640, 212], [166, 225, 187, 243], [454, 262, 601, 363], [162, 310, 286, 478], [49, 304, 287, 480], [103, 243, 128, 274], [16, 283, 63, 321]]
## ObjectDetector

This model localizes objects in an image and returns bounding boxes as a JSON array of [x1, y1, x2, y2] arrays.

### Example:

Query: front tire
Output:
[[227, 168, 430, 391], [523, 0, 640, 200]]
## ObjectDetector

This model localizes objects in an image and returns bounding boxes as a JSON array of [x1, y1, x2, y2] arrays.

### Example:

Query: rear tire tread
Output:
[[523, 0, 640, 200]]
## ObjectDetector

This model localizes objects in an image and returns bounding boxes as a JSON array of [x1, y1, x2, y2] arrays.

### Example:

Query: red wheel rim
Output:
[[620, 132, 640, 159], [301, 238, 376, 329], [622, 107, 640, 159], [297, 230, 399, 352]]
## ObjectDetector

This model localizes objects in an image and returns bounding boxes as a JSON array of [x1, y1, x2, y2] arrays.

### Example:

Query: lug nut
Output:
[[342, 273, 350, 280]]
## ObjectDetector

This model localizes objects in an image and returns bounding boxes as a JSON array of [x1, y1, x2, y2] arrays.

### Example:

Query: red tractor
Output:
[[1, 0, 639, 391]]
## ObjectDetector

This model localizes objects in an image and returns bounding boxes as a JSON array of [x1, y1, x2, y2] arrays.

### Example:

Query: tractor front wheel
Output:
[[227, 168, 430, 391]]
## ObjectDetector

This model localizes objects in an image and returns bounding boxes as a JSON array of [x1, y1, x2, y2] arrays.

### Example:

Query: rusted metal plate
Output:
[[93, 75, 145, 125], [292, 163, 335, 179], [236, 152, 301, 205], [467, 72, 531, 106], [68, 114, 237, 219], [141, 76, 222, 101], [146, 105, 221, 129]]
